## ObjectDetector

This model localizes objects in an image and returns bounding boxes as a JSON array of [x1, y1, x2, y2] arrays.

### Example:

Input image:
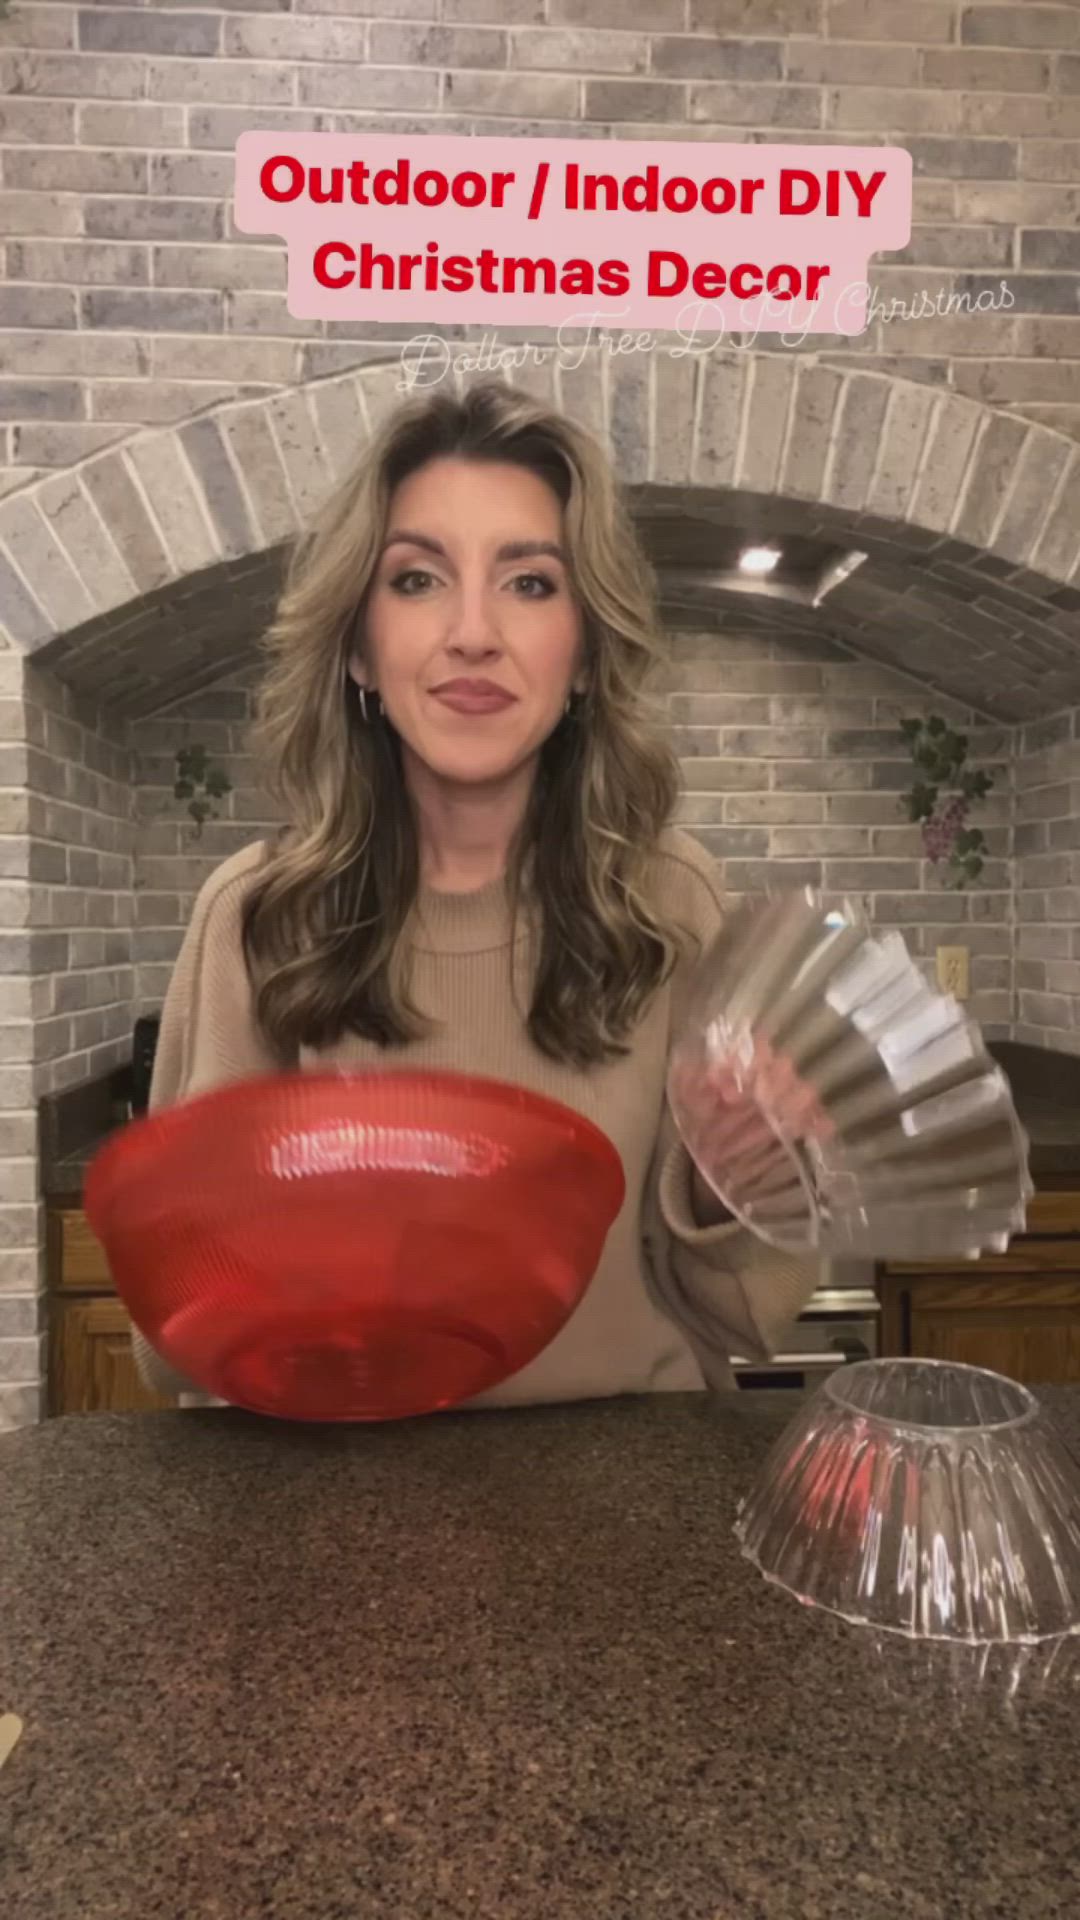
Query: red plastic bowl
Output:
[[84, 1070, 625, 1423]]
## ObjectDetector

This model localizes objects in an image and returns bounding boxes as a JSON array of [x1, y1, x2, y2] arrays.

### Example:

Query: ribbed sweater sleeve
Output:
[[148, 841, 286, 1110], [646, 1110, 821, 1376], [639, 837, 821, 1379]]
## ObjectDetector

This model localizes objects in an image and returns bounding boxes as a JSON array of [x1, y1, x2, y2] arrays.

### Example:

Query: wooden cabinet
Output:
[[50, 1296, 176, 1415], [906, 1273, 1080, 1384], [49, 1206, 112, 1293], [46, 1200, 176, 1416], [879, 1186, 1080, 1384]]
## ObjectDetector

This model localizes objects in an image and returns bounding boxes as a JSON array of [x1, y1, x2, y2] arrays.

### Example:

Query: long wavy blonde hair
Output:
[[242, 377, 682, 1067]]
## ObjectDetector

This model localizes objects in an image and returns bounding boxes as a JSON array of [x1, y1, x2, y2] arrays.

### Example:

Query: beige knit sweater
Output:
[[134, 828, 820, 1408]]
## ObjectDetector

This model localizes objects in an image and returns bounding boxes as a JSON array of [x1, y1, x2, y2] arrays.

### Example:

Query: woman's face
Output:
[[351, 455, 586, 788]]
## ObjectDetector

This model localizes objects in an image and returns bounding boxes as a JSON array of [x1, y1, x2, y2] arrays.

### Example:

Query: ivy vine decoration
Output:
[[899, 715, 995, 888], [174, 744, 232, 840]]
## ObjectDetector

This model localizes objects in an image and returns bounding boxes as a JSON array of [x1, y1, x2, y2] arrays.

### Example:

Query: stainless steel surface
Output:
[[732, 1351, 869, 1376], [818, 1256, 878, 1293], [804, 1287, 879, 1316], [731, 1279, 879, 1387]]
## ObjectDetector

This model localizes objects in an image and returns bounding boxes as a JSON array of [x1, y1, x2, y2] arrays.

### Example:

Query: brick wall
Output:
[[129, 630, 1014, 1033], [0, 658, 133, 1430], [3, 0, 1080, 492], [1015, 705, 1080, 1052], [668, 628, 1014, 1032], [25, 664, 135, 1096], [0, 652, 39, 1430], [132, 671, 276, 1012]]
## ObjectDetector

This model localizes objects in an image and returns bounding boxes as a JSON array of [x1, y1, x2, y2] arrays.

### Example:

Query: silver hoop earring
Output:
[[358, 687, 381, 724]]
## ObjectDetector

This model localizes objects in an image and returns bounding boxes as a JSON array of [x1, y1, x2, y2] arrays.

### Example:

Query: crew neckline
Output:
[[411, 870, 529, 955]]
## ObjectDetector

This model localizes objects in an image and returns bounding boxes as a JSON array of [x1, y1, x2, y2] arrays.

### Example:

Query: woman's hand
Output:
[[672, 1027, 835, 1224]]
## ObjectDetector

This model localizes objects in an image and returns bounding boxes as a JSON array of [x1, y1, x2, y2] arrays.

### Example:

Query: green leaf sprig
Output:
[[174, 744, 233, 840], [899, 715, 994, 889]]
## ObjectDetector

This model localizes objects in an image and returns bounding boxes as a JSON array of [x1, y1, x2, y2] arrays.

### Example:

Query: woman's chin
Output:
[[421, 750, 531, 789], [400, 728, 543, 790]]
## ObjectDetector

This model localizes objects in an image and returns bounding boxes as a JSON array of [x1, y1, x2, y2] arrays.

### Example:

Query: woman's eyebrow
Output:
[[382, 530, 568, 565]]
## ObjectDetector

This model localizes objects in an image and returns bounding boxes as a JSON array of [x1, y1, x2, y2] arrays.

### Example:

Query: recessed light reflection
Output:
[[738, 545, 782, 575]]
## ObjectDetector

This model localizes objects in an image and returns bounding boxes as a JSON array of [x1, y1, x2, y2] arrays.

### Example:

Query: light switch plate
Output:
[[936, 945, 970, 1001]]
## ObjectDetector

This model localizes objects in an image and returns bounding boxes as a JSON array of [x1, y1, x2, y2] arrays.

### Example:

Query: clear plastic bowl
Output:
[[668, 890, 1032, 1260], [735, 1358, 1080, 1645]]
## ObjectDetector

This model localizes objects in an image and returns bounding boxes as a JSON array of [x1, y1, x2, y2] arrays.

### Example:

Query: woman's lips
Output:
[[430, 679, 518, 716]]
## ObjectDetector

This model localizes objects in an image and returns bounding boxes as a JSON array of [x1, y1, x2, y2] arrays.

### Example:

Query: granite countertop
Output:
[[2, 1391, 1079, 1920]]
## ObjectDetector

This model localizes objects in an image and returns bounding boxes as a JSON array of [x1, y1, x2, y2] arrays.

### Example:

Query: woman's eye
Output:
[[510, 571, 557, 598], [389, 568, 436, 594], [387, 567, 556, 597]]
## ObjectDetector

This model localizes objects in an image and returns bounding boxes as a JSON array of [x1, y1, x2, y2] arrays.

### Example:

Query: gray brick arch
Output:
[[4, 345, 1080, 1435], [2, 351, 1076, 706]]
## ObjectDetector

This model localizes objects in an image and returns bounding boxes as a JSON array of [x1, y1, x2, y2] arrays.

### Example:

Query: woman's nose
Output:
[[447, 632, 501, 661], [444, 586, 503, 658]]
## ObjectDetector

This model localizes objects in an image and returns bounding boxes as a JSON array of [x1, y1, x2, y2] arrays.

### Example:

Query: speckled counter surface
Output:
[[3, 1392, 1080, 1920]]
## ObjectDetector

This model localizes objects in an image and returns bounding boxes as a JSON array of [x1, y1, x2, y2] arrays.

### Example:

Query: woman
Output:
[[136, 379, 820, 1406]]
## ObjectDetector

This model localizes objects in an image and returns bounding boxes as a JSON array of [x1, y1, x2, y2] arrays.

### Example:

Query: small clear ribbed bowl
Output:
[[735, 1359, 1080, 1645]]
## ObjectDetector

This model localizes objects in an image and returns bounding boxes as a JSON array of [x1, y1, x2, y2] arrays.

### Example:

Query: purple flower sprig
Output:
[[899, 716, 994, 889]]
